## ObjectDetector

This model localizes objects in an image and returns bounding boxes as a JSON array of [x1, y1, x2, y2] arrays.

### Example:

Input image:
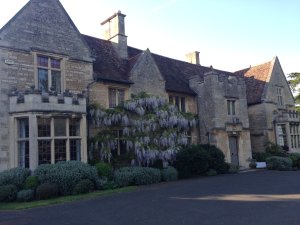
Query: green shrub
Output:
[[17, 189, 34, 202], [36, 183, 58, 200], [114, 167, 161, 187], [34, 161, 100, 195], [206, 169, 217, 176], [72, 179, 94, 195], [0, 168, 30, 189], [174, 145, 209, 178], [288, 153, 300, 169], [95, 162, 113, 179], [252, 152, 271, 162], [265, 142, 287, 157], [24, 176, 39, 190], [161, 166, 178, 181], [201, 145, 227, 174], [0, 185, 18, 202], [266, 156, 293, 171], [249, 161, 257, 169], [228, 164, 239, 173]]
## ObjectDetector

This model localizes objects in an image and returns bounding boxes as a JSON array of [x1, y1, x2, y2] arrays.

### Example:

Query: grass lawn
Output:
[[0, 186, 136, 211]]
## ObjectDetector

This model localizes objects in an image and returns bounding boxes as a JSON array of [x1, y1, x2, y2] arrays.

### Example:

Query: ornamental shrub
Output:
[[95, 162, 113, 179], [36, 183, 58, 200], [265, 142, 287, 157], [0, 185, 18, 202], [266, 156, 293, 171], [34, 161, 100, 195], [201, 145, 227, 174], [17, 189, 34, 202], [206, 169, 217, 176], [114, 167, 161, 187], [288, 153, 300, 169], [72, 179, 94, 195], [252, 152, 271, 162], [0, 168, 30, 189], [24, 176, 39, 190], [161, 166, 178, 181], [174, 145, 209, 178]]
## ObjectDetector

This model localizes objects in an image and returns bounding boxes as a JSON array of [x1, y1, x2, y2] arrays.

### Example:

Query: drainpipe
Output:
[[273, 120, 277, 145], [86, 80, 97, 150]]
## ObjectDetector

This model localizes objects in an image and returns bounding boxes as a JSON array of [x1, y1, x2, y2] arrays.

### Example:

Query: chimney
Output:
[[101, 11, 128, 59], [186, 51, 200, 65]]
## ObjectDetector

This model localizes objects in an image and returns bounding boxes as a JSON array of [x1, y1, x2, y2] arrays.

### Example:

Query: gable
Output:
[[0, 0, 92, 62], [264, 57, 294, 106], [129, 49, 167, 97]]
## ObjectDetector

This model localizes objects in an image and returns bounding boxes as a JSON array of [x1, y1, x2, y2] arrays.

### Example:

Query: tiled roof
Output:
[[83, 35, 133, 84], [235, 61, 272, 105], [83, 34, 235, 95]]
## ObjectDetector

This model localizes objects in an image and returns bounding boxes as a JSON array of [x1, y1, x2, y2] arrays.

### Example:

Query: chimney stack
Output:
[[101, 11, 128, 59], [186, 51, 200, 65]]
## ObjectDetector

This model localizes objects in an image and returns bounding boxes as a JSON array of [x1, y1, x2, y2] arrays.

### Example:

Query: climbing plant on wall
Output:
[[89, 92, 197, 166]]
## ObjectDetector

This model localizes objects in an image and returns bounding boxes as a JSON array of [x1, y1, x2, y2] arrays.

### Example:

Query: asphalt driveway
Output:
[[1, 170, 300, 225]]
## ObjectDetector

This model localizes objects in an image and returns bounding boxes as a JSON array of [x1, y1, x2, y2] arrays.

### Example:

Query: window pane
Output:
[[118, 90, 125, 105], [38, 140, 51, 165], [18, 141, 29, 168], [70, 139, 81, 161], [54, 118, 66, 136], [38, 56, 48, 67], [18, 118, 29, 138], [51, 58, 60, 69], [109, 88, 116, 108], [51, 71, 61, 93], [175, 96, 180, 109], [38, 118, 51, 137], [227, 101, 231, 115], [38, 68, 48, 92], [55, 139, 66, 163], [69, 118, 80, 136], [232, 101, 236, 115], [181, 97, 186, 112]]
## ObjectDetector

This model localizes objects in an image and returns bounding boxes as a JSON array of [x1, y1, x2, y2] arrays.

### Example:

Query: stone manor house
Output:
[[0, 0, 298, 171]]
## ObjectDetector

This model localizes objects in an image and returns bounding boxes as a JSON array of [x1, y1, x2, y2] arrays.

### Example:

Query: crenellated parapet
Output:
[[9, 87, 86, 114]]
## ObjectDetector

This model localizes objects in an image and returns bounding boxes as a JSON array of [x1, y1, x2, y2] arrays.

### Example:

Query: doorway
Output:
[[229, 136, 239, 166]]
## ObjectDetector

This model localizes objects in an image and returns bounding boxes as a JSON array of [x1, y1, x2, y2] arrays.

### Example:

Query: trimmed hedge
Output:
[[95, 162, 113, 179], [73, 179, 94, 195], [266, 156, 293, 171], [288, 153, 300, 169], [0, 168, 30, 189], [34, 161, 100, 195], [24, 176, 39, 190], [114, 167, 161, 187], [0, 184, 18, 202], [17, 189, 34, 202], [161, 166, 178, 181], [36, 183, 58, 200]]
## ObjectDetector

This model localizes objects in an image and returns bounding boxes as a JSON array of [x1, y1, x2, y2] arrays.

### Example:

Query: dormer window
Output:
[[37, 55, 62, 93]]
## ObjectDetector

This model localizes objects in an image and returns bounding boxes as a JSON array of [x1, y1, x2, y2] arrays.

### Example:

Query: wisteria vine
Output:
[[89, 93, 197, 166]]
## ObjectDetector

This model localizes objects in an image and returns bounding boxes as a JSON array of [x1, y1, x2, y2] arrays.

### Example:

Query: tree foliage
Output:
[[288, 72, 300, 104], [89, 92, 197, 166]]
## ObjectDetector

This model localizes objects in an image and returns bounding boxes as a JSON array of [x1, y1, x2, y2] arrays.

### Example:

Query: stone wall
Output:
[[129, 50, 167, 98]]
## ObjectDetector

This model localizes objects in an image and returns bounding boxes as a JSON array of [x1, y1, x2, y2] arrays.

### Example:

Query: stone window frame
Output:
[[276, 86, 284, 107], [37, 116, 82, 165], [17, 118, 30, 168], [33, 52, 66, 93], [289, 123, 300, 149], [169, 94, 187, 112], [108, 87, 125, 108], [227, 99, 236, 116]]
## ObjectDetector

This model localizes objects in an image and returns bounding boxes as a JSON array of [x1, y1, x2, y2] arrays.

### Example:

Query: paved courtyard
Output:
[[1, 170, 300, 225]]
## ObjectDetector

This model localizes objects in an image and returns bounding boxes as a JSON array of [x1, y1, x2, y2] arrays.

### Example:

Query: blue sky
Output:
[[1, 0, 299, 74]]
